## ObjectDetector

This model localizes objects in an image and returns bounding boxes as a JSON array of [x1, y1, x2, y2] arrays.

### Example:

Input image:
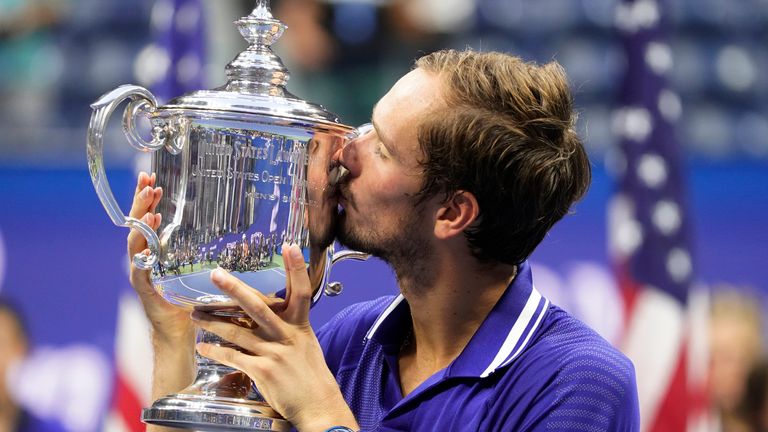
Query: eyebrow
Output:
[[370, 103, 397, 158]]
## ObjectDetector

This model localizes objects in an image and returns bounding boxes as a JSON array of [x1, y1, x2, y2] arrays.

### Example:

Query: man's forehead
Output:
[[373, 69, 444, 124], [392, 69, 442, 105]]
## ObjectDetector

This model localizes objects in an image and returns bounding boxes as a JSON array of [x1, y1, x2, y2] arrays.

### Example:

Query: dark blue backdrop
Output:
[[1, 160, 766, 356]]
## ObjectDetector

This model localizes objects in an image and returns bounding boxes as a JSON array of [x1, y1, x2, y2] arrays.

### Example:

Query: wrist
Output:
[[138, 295, 195, 343], [299, 418, 359, 432], [293, 398, 358, 432], [151, 325, 195, 349], [298, 415, 359, 432], [150, 328, 196, 401]]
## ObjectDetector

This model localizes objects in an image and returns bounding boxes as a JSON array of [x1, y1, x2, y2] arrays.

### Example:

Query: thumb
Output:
[[282, 244, 311, 325]]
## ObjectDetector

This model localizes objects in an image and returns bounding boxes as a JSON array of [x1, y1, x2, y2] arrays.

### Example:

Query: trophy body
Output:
[[87, 1, 363, 430], [145, 108, 349, 310]]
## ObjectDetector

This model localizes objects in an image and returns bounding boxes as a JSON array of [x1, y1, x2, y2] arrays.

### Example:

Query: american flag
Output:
[[610, 0, 710, 430], [104, 1, 206, 430]]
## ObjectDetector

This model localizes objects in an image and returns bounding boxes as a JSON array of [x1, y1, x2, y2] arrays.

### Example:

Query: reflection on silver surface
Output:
[[149, 121, 346, 308], [141, 323, 291, 432]]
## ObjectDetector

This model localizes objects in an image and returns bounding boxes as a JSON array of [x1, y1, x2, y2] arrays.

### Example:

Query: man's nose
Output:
[[334, 134, 360, 178]]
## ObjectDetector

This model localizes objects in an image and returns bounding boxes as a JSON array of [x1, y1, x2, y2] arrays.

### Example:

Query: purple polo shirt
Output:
[[316, 261, 640, 431]]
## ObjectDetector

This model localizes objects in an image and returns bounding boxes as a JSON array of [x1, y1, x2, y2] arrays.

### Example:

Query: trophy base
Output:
[[142, 393, 290, 431], [141, 326, 291, 431]]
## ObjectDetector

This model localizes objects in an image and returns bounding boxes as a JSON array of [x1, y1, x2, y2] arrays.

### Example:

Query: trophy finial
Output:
[[237, 0, 285, 46], [224, 0, 290, 95]]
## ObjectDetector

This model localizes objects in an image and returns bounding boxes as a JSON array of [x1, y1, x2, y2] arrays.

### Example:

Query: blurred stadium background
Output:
[[0, 0, 766, 430]]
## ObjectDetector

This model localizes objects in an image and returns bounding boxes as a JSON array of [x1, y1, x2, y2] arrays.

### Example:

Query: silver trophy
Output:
[[87, 1, 366, 430]]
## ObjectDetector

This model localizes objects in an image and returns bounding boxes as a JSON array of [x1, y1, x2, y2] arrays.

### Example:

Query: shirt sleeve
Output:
[[487, 338, 641, 431], [520, 364, 640, 432]]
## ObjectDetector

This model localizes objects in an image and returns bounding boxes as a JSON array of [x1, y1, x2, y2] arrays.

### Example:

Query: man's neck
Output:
[[394, 252, 517, 395]]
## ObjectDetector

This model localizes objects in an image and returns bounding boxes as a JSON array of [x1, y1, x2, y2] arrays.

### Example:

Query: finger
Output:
[[210, 268, 286, 340], [128, 172, 156, 256], [196, 342, 259, 375], [141, 211, 162, 231], [127, 212, 158, 256], [149, 187, 163, 213], [134, 171, 150, 195], [142, 212, 157, 230], [127, 213, 151, 256], [129, 185, 155, 219], [152, 212, 163, 231], [150, 172, 157, 187], [282, 244, 293, 305], [191, 311, 266, 354], [129, 249, 155, 291], [283, 244, 312, 325], [127, 228, 147, 256], [129, 171, 152, 217]]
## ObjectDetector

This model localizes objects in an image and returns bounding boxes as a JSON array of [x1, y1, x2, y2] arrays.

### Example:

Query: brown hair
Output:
[[415, 50, 591, 265]]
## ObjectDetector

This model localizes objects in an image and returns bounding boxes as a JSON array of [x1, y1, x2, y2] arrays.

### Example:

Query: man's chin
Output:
[[334, 209, 394, 259], [334, 211, 356, 249], [336, 222, 375, 256]]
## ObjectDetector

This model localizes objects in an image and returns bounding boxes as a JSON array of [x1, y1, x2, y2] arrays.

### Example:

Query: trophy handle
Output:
[[323, 250, 370, 297], [87, 85, 166, 270]]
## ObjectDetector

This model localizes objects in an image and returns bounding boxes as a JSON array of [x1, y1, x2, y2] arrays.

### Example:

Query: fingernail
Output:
[[211, 268, 225, 283], [289, 245, 303, 261], [140, 186, 151, 199]]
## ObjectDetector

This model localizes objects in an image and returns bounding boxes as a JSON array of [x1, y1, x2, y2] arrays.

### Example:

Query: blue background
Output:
[[2, 160, 766, 351]]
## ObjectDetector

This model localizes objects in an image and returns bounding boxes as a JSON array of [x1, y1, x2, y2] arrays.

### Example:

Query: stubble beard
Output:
[[336, 204, 436, 294]]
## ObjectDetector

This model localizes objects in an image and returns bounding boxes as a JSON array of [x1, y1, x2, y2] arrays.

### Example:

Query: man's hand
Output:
[[127, 171, 194, 342], [127, 172, 196, 410], [194, 244, 359, 432]]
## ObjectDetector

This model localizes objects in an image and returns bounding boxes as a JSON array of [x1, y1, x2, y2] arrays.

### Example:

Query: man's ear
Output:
[[434, 191, 479, 240]]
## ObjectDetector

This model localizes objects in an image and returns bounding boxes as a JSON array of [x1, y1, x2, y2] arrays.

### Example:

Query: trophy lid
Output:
[[162, 0, 349, 131]]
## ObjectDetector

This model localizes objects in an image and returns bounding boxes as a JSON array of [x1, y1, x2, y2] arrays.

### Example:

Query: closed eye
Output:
[[374, 142, 389, 159]]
